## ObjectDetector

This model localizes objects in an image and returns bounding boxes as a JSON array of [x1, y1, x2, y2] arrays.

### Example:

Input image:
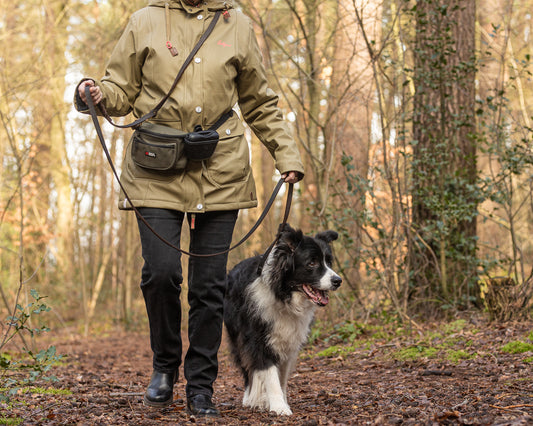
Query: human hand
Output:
[[78, 80, 103, 105], [281, 171, 302, 184]]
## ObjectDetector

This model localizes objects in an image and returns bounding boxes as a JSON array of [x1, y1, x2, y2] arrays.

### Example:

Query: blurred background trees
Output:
[[1, 0, 532, 339]]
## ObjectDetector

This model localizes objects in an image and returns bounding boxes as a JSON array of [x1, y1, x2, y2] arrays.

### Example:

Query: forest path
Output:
[[6, 320, 533, 425]]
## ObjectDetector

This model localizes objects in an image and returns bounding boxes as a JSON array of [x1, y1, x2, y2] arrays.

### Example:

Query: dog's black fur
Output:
[[224, 224, 341, 415]]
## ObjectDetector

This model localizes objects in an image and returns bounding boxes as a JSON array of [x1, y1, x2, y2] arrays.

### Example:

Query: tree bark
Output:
[[410, 0, 477, 310]]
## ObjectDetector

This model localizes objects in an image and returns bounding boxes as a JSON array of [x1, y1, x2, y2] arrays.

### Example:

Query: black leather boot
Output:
[[143, 370, 178, 407], [187, 394, 220, 417]]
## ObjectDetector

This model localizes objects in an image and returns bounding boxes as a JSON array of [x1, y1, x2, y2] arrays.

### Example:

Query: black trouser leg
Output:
[[184, 210, 238, 398], [137, 208, 185, 374]]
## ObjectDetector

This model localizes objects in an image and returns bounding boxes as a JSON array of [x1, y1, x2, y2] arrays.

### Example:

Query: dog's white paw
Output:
[[244, 392, 268, 410], [269, 403, 292, 416], [242, 388, 250, 406]]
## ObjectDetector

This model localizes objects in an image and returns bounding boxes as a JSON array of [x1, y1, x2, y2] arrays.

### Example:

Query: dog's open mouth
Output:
[[302, 285, 329, 306]]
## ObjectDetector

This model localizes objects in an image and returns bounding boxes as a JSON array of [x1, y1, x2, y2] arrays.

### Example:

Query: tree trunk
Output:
[[410, 0, 477, 311], [34, 0, 73, 282]]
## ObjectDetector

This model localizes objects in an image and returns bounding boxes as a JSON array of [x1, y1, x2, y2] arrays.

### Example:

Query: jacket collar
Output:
[[148, 0, 233, 11]]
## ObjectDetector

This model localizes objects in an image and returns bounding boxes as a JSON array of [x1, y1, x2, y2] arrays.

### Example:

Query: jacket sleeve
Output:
[[73, 15, 145, 116], [236, 18, 304, 177], [75, 14, 146, 117]]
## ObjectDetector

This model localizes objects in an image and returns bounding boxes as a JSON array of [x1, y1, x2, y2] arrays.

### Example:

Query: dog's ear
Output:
[[315, 230, 338, 244], [279, 225, 303, 251], [277, 223, 295, 235], [269, 226, 301, 281]]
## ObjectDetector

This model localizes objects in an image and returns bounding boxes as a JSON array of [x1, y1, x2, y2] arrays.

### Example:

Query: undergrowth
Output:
[[309, 318, 532, 364]]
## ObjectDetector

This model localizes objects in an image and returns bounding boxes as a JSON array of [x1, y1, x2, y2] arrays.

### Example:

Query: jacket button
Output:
[[197, 204, 203, 210], [225, 129, 231, 135], [194, 57, 201, 64], [195, 106, 202, 113], [197, 14, 203, 20]]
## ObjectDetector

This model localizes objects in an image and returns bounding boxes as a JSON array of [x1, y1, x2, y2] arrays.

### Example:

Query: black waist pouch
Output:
[[131, 123, 188, 172], [184, 128, 220, 161]]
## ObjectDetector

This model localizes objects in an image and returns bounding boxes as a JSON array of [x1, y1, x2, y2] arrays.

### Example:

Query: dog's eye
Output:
[[307, 261, 318, 268]]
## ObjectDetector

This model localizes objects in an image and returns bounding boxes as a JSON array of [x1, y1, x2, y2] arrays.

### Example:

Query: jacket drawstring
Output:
[[222, 1, 230, 20], [165, 3, 179, 56]]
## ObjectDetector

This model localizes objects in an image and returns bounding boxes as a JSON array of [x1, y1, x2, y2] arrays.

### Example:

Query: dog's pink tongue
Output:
[[303, 285, 329, 306]]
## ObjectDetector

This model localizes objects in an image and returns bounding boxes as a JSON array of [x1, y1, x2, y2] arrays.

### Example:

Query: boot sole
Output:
[[186, 404, 220, 418], [143, 394, 173, 408], [187, 409, 220, 418]]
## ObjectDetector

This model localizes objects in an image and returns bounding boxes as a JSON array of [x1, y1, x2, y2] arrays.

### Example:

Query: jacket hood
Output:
[[148, 0, 233, 11]]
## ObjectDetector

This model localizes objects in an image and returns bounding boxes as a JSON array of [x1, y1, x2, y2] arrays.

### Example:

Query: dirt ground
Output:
[[4, 319, 533, 425]]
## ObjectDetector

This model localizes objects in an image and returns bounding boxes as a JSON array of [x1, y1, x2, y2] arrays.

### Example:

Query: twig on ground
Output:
[[420, 370, 453, 376], [452, 399, 469, 410], [490, 403, 533, 410], [109, 392, 144, 397]]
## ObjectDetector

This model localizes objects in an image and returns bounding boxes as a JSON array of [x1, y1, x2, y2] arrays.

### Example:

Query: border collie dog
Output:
[[224, 225, 342, 416]]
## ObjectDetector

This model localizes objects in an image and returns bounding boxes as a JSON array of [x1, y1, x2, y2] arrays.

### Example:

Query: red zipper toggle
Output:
[[222, 10, 230, 21], [166, 41, 178, 56]]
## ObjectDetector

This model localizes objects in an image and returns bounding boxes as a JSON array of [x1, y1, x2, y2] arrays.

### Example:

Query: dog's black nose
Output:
[[332, 275, 342, 289]]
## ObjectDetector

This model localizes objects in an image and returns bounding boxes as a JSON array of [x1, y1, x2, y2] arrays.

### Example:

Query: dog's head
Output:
[[268, 224, 342, 306]]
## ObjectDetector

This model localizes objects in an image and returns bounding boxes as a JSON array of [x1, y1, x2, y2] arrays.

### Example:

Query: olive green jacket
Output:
[[75, 0, 304, 212]]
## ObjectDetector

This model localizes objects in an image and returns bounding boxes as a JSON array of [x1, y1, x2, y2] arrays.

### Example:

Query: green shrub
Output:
[[1, 290, 63, 403]]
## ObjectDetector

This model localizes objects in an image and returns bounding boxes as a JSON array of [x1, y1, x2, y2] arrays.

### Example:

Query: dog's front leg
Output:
[[244, 370, 268, 410], [243, 374, 265, 409], [262, 365, 292, 415], [279, 354, 297, 403]]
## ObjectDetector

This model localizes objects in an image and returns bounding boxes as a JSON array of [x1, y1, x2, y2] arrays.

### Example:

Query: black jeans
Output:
[[136, 208, 238, 398]]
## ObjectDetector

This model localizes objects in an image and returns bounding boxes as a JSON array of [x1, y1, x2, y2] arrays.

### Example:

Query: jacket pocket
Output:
[[205, 120, 249, 187], [131, 123, 188, 172], [125, 136, 180, 182]]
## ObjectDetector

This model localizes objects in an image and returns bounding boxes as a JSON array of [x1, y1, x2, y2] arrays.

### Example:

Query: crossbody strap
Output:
[[208, 110, 233, 131], [96, 10, 222, 130]]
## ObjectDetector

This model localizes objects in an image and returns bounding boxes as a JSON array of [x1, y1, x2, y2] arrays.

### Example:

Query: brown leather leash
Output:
[[81, 8, 293, 258], [85, 86, 293, 258], [256, 184, 293, 274]]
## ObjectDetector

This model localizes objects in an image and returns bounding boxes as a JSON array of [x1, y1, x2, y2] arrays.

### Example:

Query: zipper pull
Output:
[[165, 3, 179, 56], [166, 41, 179, 57], [191, 213, 196, 230]]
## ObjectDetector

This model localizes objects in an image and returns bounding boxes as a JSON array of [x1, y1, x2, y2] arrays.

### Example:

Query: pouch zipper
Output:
[[137, 128, 185, 139], [135, 139, 177, 149]]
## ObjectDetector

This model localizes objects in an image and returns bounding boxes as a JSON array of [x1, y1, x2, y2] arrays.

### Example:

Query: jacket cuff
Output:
[[276, 161, 305, 179], [73, 78, 98, 114]]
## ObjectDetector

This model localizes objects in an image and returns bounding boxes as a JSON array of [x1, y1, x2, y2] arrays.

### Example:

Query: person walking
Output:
[[75, 0, 304, 417]]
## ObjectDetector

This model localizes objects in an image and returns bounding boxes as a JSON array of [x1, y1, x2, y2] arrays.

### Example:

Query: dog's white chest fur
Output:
[[247, 276, 316, 360], [243, 276, 316, 415]]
